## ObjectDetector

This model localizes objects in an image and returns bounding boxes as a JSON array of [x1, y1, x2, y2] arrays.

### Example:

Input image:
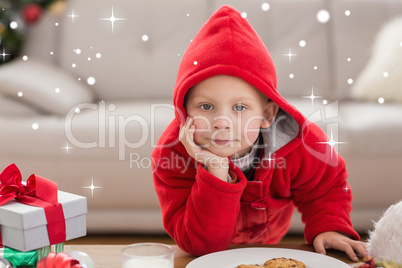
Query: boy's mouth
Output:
[[211, 139, 234, 145]]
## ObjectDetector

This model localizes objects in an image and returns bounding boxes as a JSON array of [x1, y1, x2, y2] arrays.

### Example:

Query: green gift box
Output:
[[1, 244, 64, 268]]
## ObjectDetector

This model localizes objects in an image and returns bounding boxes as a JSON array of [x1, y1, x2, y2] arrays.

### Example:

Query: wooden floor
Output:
[[66, 233, 306, 245]]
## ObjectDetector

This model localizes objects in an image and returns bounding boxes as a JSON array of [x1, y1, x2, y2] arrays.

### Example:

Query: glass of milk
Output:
[[122, 243, 174, 268]]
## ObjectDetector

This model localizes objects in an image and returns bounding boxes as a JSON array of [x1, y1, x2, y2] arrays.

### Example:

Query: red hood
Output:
[[172, 5, 304, 128]]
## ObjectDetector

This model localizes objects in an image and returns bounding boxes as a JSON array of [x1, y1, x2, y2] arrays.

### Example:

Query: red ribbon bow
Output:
[[37, 252, 83, 268], [0, 163, 66, 246]]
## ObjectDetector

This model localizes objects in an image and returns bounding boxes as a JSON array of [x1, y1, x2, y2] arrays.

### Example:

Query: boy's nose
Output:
[[213, 115, 232, 130]]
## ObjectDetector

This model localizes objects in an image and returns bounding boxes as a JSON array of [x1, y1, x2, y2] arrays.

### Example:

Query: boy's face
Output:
[[184, 75, 278, 159]]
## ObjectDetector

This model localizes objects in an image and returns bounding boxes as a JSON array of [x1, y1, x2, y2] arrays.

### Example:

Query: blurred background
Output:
[[1, 0, 402, 242]]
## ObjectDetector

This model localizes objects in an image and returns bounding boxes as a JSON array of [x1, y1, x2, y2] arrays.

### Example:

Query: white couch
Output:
[[1, 0, 401, 235]]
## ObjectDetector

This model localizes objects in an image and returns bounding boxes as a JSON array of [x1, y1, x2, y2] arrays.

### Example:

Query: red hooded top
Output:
[[152, 5, 359, 256]]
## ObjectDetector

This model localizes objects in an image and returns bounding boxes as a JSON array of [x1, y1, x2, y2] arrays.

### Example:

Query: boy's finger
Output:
[[344, 246, 359, 262], [186, 125, 197, 147], [354, 242, 369, 258], [179, 126, 186, 141], [313, 240, 326, 255], [179, 117, 192, 141], [186, 117, 193, 129]]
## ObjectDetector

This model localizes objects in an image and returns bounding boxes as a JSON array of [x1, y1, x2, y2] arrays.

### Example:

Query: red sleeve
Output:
[[290, 123, 360, 244], [152, 121, 247, 256]]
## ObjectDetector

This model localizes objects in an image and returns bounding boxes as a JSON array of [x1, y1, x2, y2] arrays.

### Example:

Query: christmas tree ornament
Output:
[[22, 3, 42, 24], [47, 0, 67, 16]]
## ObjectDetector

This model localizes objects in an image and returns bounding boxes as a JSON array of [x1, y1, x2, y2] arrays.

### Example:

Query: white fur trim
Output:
[[367, 200, 402, 263]]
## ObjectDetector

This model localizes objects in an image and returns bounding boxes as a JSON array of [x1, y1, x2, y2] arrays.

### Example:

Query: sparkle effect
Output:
[[283, 48, 297, 63], [302, 87, 322, 107], [317, 9, 330, 23], [100, 6, 126, 33], [261, 3, 270, 11], [343, 185, 350, 193], [10, 21, 18, 29], [62, 143, 72, 154], [67, 10, 79, 22], [317, 127, 347, 158], [265, 153, 276, 167], [1, 48, 11, 61], [87, 76, 96, 85], [83, 177, 102, 197]]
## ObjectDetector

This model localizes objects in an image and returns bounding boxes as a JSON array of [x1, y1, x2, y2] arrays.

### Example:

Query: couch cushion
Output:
[[286, 98, 402, 157], [0, 59, 94, 115], [330, 0, 402, 100], [0, 94, 41, 116], [22, 13, 60, 64], [0, 98, 174, 159], [213, 0, 331, 99], [58, 0, 209, 100], [339, 101, 402, 156]]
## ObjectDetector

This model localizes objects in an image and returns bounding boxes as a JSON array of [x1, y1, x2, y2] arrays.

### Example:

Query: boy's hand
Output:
[[313, 231, 369, 262], [179, 117, 229, 182]]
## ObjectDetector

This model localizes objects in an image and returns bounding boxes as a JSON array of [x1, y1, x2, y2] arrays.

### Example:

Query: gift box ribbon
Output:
[[0, 163, 66, 246], [37, 252, 82, 268]]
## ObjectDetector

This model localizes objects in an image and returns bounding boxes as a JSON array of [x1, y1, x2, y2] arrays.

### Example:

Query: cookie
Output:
[[263, 257, 306, 268], [235, 265, 264, 268]]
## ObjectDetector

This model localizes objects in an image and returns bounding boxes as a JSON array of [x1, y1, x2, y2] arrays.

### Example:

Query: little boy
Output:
[[152, 5, 368, 261]]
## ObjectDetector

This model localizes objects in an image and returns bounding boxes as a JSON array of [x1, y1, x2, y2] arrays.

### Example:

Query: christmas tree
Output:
[[0, 0, 63, 65]]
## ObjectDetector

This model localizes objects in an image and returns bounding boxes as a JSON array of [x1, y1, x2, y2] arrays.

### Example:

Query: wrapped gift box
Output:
[[1, 244, 64, 268], [0, 190, 87, 252]]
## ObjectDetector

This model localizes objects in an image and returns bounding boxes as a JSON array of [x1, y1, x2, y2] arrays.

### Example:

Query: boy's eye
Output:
[[200, 104, 213, 110], [234, 104, 246, 112]]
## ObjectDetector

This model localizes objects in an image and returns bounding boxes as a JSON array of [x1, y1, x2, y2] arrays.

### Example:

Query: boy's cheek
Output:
[[192, 119, 211, 145], [192, 133, 209, 148], [245, 132, 260, 146], [193, 119, 211, 132], [244, 126, 261, 145]]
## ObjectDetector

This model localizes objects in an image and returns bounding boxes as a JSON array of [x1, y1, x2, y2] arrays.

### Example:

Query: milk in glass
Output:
[[123, 258, 172, 268]]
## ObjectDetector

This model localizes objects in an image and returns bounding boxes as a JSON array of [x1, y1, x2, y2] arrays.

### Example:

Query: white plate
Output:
[[186, 248, 350, 268]]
